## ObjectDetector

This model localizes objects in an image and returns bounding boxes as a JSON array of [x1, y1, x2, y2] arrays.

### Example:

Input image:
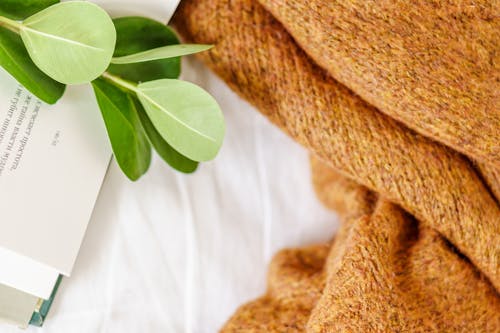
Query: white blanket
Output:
[[2, 58, 338, 333]]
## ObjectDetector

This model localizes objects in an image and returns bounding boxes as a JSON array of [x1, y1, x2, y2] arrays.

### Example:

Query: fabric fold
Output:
[[259, 0, 499, 166], [221, 158, 500, 332]]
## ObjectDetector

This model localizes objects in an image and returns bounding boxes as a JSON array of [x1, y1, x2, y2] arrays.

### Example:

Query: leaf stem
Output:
[[101, 71, 139, 93], [0, 15, 23, 34]]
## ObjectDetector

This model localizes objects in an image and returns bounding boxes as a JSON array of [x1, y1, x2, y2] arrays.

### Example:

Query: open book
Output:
[[0, 67, 112, 298], [0, 68, 111, 327]]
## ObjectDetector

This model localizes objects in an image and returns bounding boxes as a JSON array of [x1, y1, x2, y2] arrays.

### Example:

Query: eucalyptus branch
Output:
[[0, 1, 224, 180]]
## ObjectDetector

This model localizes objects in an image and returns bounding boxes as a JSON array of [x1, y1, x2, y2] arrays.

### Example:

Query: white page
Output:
[[0, 282, 39, 328], [0, 68, 111, 277], [81, 0, 180, 23], [0, 247, 58, 300]]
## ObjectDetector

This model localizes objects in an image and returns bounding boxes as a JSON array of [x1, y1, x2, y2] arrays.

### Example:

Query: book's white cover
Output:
[[0, 68, 111, 297]]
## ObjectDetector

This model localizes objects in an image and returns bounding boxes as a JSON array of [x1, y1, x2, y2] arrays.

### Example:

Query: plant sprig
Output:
[[0, 1, 225, 180]]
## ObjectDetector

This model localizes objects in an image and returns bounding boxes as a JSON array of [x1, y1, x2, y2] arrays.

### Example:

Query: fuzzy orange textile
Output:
[[172, 0, 500, 331]]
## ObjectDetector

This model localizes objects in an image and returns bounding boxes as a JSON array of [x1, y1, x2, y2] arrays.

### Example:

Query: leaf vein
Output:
[[139, 92, 217, 143], [22, 26, 105, 52]]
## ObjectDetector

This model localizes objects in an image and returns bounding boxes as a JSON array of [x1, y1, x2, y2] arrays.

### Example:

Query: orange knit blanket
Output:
[[172, 0, 500, 331]]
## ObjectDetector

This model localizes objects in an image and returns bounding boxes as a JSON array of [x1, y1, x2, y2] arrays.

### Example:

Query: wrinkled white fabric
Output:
[[1, 58, 338, 333]]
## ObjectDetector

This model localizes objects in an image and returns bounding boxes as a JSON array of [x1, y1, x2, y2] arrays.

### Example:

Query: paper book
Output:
[[0, 67, 112, 298]]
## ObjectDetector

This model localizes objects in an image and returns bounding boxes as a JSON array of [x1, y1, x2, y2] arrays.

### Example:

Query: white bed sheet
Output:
[[1, 58, 338, 333]]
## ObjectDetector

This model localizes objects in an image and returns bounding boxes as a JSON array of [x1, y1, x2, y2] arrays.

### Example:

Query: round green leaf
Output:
[[20, 1, 116, 84], [137, 79, 225, 162], [111, 44, 213, 64], [108, 17, 180, 82]]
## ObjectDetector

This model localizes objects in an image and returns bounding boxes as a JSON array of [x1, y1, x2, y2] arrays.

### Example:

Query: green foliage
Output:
[[92, 78, 151, 181], [108, 17, 181, 82], [0, 2, 225, 181], [111, 44, 213, 64], [0, 26, 64, 104], [0, 0, 58, 20], [137, 79, 224, 162], [20, 1, 116, 84]]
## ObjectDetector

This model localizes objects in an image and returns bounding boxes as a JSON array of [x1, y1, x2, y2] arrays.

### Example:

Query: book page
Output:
[[0, 68, 111, 276], [0, 246, 58, 300], [0, 282, 39, 328]]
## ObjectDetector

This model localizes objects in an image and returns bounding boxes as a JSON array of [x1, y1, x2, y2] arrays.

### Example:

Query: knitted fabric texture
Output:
[[172, 0, 500, 331]]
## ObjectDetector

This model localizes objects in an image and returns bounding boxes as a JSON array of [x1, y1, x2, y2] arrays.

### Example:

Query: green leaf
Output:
[[0, 26, 64, 104], [111, 44, 213, 64], [137, 79, 225, 162], [20, 1, 116, 84], [107, 17, 180, 82], [132, 97, 198, 173], [92, 77, 151, 181], [0, 0, 58, 20]]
